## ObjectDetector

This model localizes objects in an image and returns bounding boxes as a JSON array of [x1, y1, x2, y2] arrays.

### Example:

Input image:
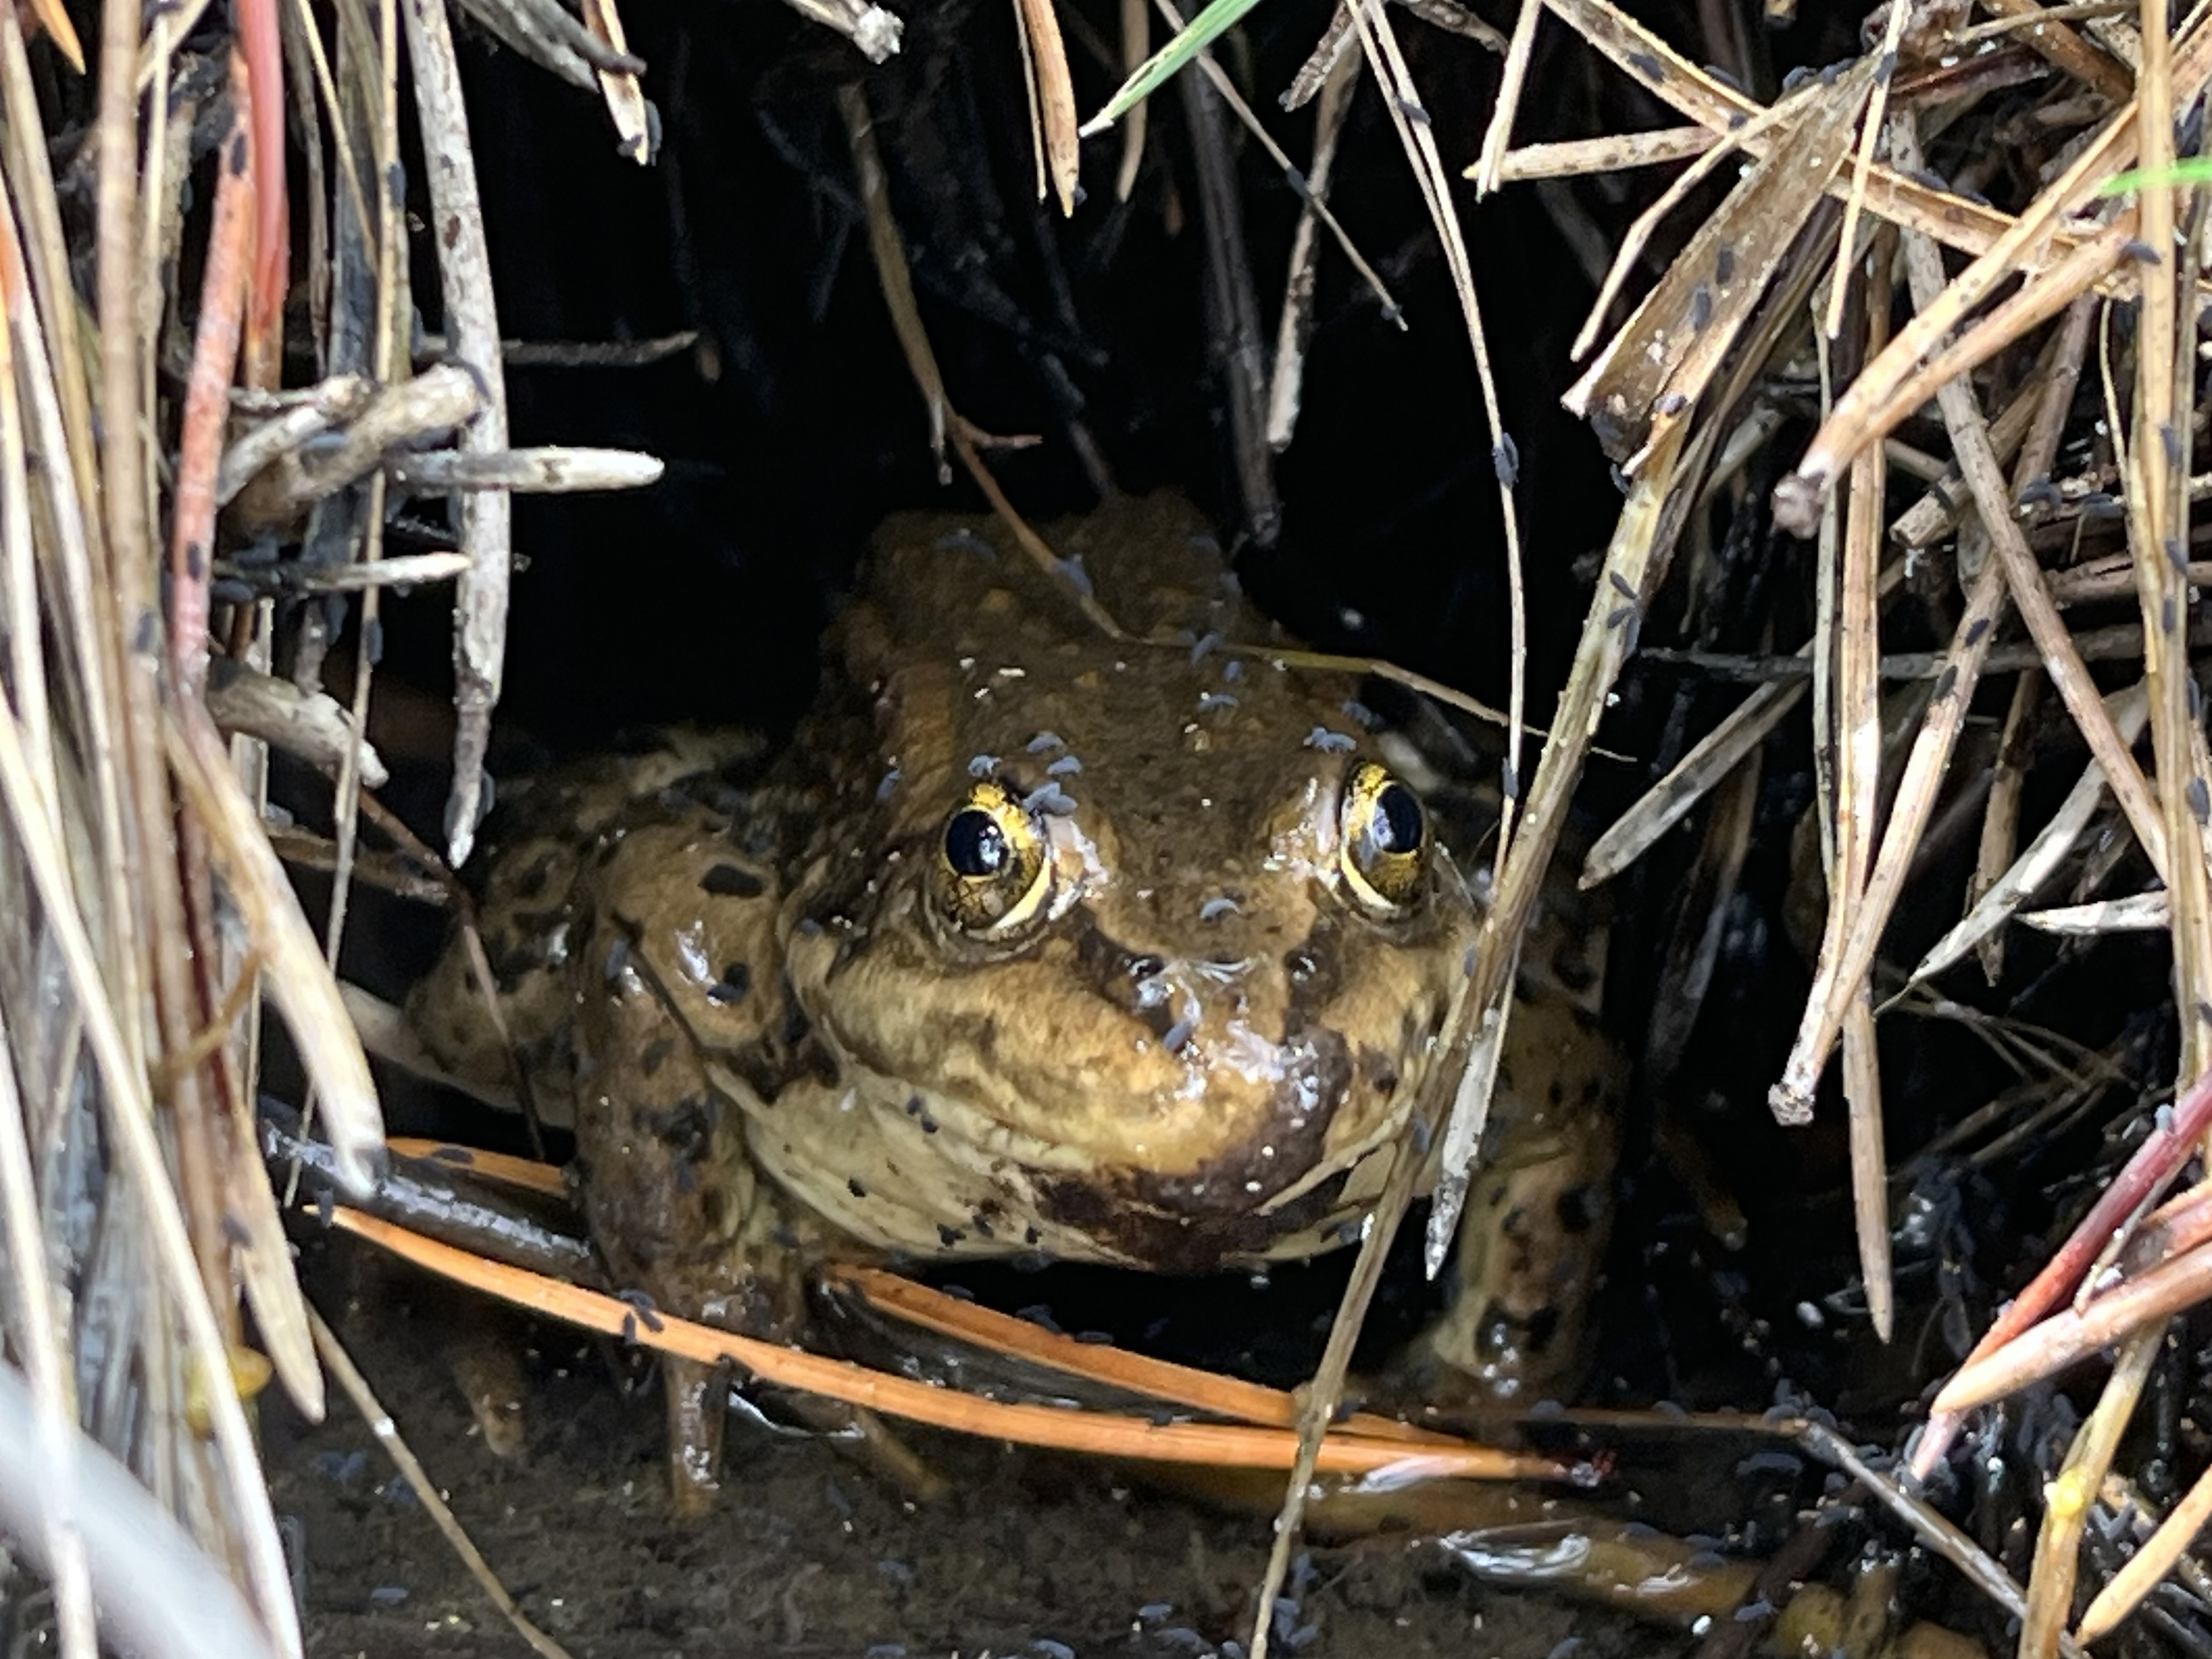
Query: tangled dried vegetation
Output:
[[10, 0, 2212, 1652]]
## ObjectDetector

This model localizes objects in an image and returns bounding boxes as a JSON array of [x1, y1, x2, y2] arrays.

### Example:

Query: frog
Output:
[[408, 492, 1623, 1510]]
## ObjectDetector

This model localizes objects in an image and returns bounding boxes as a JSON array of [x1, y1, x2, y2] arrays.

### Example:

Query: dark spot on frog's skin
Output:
[[1357, 1048, 1400, 1099], [937, 1224, 966, 1247], [514, 852, 558, 901], [643, 1095, 715, 1161], [1281, 916, 1345, 1034], [971, 1213, 994, 1238], [700, 863, 766, 899], [640, 1037, 675, 1077], [489, 944, 544, 996], [707, 963, 751, 1005], [780, 989, 814, 1052], [849, 1177, 868, 1198], [1556, 1184, 1606, 1234]]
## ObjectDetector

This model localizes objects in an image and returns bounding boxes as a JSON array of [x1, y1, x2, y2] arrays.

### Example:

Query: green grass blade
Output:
[[1077, 0, 1266, 137], [2097, 157, 2212, 196]]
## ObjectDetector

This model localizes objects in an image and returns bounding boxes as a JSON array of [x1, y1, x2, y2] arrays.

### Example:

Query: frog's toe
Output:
[[662, 1356, 730, 1521], [442, 1305, 533, 1459]]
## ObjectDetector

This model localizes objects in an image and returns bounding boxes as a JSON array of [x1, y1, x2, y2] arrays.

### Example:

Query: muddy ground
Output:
[[269, 1240, 1659, 1659]]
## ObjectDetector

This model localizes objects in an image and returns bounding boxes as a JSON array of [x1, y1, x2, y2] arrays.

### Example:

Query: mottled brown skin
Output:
[[411, 494, 1621, 1509]]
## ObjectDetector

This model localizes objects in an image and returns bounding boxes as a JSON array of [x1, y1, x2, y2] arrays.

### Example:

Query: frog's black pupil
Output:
[[946, 808, 1008, 877], [1373, 782, 1425, 853]]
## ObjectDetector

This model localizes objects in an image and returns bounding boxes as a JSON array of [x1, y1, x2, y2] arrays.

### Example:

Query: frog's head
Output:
[[781, 633, 1481, 1270]]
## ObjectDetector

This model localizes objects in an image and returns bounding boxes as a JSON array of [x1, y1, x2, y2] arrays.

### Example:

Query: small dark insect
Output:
[[1933, 665, 1958, 702], [1024, 781, 1077, 816]]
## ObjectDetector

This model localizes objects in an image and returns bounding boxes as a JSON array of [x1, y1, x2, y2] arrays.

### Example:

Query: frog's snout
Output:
[[1116, 952, 1271, 1063]]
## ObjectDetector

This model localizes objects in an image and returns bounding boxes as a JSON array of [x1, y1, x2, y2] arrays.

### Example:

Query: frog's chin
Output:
[[739, 1046, 1422, 1277]]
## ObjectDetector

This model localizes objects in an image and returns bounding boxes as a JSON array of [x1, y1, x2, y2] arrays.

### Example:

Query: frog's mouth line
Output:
[[743, 1001, 1416, 1277]]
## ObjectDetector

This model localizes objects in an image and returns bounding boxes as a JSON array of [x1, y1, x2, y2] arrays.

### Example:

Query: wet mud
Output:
[[270, 1247, 1645, 1659]]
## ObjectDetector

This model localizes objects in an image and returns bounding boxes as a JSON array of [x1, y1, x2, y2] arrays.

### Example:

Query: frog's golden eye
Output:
[[934, 781, 1051, 935], [1339, 761, 1429, 910]]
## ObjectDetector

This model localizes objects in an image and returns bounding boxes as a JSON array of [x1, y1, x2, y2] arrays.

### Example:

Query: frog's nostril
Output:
[[1126, 953, 1165, 982]]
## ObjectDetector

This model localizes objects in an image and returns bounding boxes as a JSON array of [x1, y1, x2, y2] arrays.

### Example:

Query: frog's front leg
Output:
[[569, 815, 808, 1515], [1413, 990, 1625, 1403]]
